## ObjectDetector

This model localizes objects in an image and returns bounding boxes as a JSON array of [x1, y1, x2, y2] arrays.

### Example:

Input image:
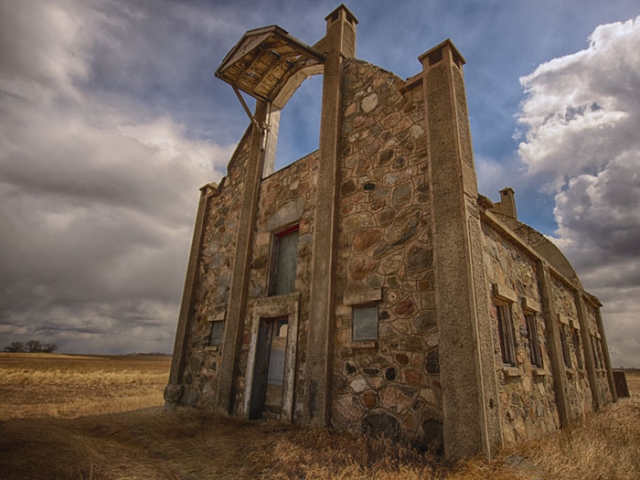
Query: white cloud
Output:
[[0, 0, 234, 353], [518, 16, 640, 366]]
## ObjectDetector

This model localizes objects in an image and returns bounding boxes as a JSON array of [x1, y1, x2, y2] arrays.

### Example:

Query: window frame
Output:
[[525, 312, 543, 368], [559, 324, 572, 369], [209, 320, 225, 347], [497, 303, 517, 367], [352, 304, 379, 342], [268, 224, 300, 297]]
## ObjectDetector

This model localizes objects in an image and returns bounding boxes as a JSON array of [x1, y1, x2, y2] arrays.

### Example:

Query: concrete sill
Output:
[[348, 341, 377, 350], [204, 346, 220, 352], [532, 368, 546, 377], [502, 366, 521, 378]]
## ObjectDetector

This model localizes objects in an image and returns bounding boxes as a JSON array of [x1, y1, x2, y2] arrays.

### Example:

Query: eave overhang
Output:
[[215, 25, 325, 107]]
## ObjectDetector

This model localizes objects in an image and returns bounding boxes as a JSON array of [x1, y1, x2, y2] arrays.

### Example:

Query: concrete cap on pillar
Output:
[[418, 39, 466, 68], [325, 4, 358, 26]]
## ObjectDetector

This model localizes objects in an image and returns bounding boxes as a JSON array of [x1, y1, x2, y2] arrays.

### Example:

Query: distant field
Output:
[[0, 354, 638, 479], [0, 353, 170, 420]]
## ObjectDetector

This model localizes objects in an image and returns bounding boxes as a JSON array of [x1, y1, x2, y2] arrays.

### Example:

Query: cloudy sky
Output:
[[1, 0, 639, 366]]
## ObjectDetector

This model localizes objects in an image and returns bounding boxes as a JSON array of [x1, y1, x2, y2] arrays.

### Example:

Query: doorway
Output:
[[249, 317, 289, 419]]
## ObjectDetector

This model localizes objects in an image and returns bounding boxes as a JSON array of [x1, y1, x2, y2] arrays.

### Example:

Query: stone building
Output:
[[164, 5, 617, 460]]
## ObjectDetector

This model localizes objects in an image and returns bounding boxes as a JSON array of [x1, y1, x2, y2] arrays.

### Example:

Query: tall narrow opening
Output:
[[269, 74, 323, 173], [249, 316, 289, 420]]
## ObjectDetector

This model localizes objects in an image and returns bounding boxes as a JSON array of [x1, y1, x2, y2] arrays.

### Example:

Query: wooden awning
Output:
[[215, 26, 325, 108]]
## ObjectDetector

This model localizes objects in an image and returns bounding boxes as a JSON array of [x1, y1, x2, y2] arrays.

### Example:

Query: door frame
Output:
[[244, 293, 300, 422]]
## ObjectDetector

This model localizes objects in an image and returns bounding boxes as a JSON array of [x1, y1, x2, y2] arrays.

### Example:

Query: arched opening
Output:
[[270, 74, 323, 173]]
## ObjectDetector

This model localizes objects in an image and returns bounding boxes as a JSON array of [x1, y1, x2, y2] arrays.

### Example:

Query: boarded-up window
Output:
[[525, 313, 543, 368], [572, 330, 583, 370], [269, 226, 299, 296], [209, 321, 225, 347], [560, 325, 572, 368], [353, 305, 378, 341], [497, 304, 516, 366], [592, 337, 604, 369]]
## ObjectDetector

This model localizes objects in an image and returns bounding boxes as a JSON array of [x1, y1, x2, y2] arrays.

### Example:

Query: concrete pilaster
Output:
[[304, 5, 356, 426], [166, 184, 217, 394], [537, 262, 571, 425], [420, 40, 501, 460], [215, 101, 268, 414], [595, 305, 617, 402], [575, 291, 600, 410]]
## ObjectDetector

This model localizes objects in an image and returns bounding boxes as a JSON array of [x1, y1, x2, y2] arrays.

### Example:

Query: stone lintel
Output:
[[266, 198, 305, 232], [343, 288, 383, 306], [208, 310, 226, 322], [522, 297, 541, 313], [492, 283, 517, 304], [557, 314, 570, 325]]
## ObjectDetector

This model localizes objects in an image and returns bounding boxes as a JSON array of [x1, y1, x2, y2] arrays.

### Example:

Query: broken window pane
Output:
[[353, 305, 378, 341]]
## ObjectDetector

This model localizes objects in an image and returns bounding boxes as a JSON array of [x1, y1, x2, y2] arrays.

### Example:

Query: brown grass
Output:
[[0, 353, 638, 479], [0, 353, 170, 420]]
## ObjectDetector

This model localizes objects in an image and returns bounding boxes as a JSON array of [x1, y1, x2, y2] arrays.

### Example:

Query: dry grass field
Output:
[[0, 353, 170, 420], [0, 353, 638, 479]]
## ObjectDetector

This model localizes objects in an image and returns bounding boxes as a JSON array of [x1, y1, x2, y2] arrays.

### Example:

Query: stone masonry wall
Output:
[[550, 275, 593, 420], [178, 131, 250, 408], [482, 222, 560, 444], [231, 150, 320, 416], [331, 58, 442, 448]]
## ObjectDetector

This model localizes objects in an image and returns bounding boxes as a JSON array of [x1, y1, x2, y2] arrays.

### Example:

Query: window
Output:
[[352, 305, 378, 341], [497, 304, 516, 366], [525, 313, 543, 368], [592, 337, 604, 369], [572, 330, 583, 370], [209, 321, 225, 347], [560, 325, 572, 368], [268, 225, 299, 296]]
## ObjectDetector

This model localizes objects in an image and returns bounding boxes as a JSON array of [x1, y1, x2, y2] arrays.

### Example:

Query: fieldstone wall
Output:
[[481, 222, 560, 444], [331, 58, 442, 448], [232, 150, 320, 416], [550, 275, 593, 420], [585, 301, 613, 406], [178, 131, 251, 408]]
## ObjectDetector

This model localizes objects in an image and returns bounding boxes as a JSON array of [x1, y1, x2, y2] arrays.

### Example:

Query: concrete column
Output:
[[304, 5, 356, 426], [420, 40, 501, 460], [537, 262, 571, 425], [262, 106, 281, 177], [498, 188, 518, 220], [215, 101, 268, 414], [595, 304, 618, 402], [166, 183, 218, 393], [575, 291, 600, 410]]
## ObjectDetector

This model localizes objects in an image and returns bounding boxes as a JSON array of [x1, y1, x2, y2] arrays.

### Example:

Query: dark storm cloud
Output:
[[0, 0, 233, 354], [1, 0, 639, 363]]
